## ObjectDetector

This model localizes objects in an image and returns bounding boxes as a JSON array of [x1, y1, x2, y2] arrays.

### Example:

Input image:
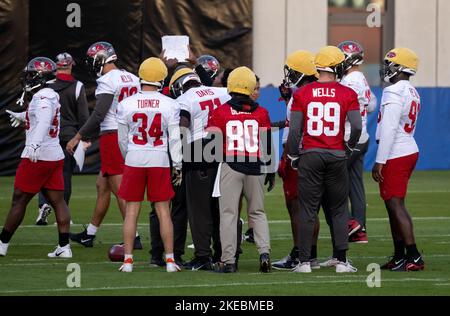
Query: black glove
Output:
[[264, 173, 276, 192], [278, 80, 292, 102], [345, 143, 360, 159]]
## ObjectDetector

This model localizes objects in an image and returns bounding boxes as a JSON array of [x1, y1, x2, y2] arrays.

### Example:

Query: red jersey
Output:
[[291, 81, 359, 151], [207, 103, 271, 159]]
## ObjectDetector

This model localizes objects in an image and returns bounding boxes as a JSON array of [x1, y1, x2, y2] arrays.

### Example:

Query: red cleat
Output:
[[349, 230, 368, 244], [348, 219, 361, 237]]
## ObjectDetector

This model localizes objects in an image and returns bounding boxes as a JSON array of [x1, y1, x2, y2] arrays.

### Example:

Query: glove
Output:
[[6, 110, 26, 128], [345, 143, 360, 159], [172, 168, 183, 186], [264, 173, 276, 192], [24, 143, 41, 163], [278, 80, 292, 102]]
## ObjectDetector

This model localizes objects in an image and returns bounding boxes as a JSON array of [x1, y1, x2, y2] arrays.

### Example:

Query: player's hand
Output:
[[172, 168, 183, 186], [264, 173, 276, 192], [372, 163, 384, 183], [345, 143, 360, 159], [278, 80, 292, 102], [25, 143, 41, 163], [287, 154, 300, 170], [186, 45, 197, 66], [6, 110, 26, 128], [66, 136, 81, 155], [160, 49, 179, 69]]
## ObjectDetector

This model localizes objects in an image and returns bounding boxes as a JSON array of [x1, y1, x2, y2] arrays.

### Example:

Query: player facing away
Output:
[[373, 48, 424, 272], [66, 42, 143, 249], [0, 58, 72, 258], [117, 58, 183, 273], [172, 68, 231, 271], [208, 67, 275, 273], [272, 50, 322, 270], [287, 46, 362, 274]]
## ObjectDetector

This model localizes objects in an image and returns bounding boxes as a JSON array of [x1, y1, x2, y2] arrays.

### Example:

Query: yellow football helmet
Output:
[[227, 66, 257, 96], [139, 57, 168, 86], [381, 47, 419, 83], [284, 50, 318, 87], [315, 46, 346, 78], [169, 67, 201, 98]]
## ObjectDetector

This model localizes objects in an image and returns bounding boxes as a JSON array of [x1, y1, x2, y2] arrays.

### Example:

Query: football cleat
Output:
[[381, 256, 405, 270], [336, 261, 358, 273], [69, 229, 95, 247], [320, 257, 339, 268], [272, 255, 299, 271], [349, 230, 368, 244], [48, 244, 72, 258], [0, 241, 9, 257], [348, 219, 361, 237], [214, 262, 237, 273], [133, 236, 143, 250], [184, 257, 214, 271], [405, 256, 425, 272], [36, 204, 52, 226], [166, 258, 181, 273], [150, 257, 166, 267], [119, 258, 134, 273], [292, 262, 312, 273], [259, 253, 271, 273], [310, 258, 321, 270]]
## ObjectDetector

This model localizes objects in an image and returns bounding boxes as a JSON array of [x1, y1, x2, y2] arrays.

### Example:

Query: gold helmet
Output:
[[284, 50, 318, 87], [315, 46, 346, 79], [169, 67, 201, 98], [381, 47, 419, 83], [138, 57, 168, 87], [227, 66, 257, 96]]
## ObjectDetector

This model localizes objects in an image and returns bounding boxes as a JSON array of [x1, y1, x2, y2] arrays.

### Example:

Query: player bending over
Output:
[[117, 58, 183, 273], [373, 48, 424, 272], [1, 58, 72, 258]]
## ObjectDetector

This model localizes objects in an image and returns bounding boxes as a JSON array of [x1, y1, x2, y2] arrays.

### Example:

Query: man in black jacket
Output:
[[36, 52, 89, 225]]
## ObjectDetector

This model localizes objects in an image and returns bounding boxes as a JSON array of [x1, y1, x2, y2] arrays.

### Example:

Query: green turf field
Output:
[[0, 171, 449, 296]]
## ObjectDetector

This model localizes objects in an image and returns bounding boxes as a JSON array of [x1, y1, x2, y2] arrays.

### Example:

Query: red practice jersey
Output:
[[291, 81, 359, 151], [207, 103, 271, 159]]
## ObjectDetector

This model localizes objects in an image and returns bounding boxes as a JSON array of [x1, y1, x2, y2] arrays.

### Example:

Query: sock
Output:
[[165, 253, 174, 262], [332, 248, 338, 259], [58, 233, 69, 247], [124, 254, 133, 262], [405, 244, 420, 259], [336, 250, 346, 263], [394, 240, 405, 259], [310, 245, 317, 260], [135, 231, 139, 237], [0, 229, 13, 244], [87, 224, 98, 236]]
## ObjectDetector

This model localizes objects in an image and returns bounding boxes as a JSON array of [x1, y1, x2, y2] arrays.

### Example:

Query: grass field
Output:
[[0, 171, 449, 296]]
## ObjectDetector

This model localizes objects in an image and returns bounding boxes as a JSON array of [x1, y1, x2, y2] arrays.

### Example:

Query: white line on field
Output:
[[435, 283, 450, 286], [0, 278, 448, 294]]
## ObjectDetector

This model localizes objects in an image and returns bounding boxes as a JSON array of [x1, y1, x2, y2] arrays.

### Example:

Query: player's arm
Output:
[[367, 91, 377, 113], [168, 104, 183, 170], [67, 93, 114, 154], [117, 122, 128, 160], [260, 115, 276, 192], [347, 110, 362, 150]]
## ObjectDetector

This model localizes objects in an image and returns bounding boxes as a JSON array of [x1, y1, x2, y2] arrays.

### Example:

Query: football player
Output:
[[1, 57, 72, 258], [288, 46, 362, 273], [117, 57, 182, 273], [171, 67, 230, 270], [338, 41, 375, 244], [208, 67, 275, 273], [373, 48, 424, 271], [66, 42, 142, 248], [272, 50, 321, 270]]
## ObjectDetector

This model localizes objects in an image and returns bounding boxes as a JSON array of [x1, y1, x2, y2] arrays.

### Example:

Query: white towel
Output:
[[74, 141, 88, 172], [212, 163, 223, 197]]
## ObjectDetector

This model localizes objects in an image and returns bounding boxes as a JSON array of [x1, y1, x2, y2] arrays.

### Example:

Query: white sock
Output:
[[124, 254, 133, 262], [165, 253, 174, 262], [135, 232, 139, 237], [87, 224, 98, 236]]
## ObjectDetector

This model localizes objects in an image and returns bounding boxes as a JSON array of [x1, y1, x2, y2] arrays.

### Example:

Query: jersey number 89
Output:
[[307, 102, 340, 137]]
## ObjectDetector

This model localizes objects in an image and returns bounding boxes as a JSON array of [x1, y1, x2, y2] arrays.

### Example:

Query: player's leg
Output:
[[62, 144, 76, 206], [171, 177, 188, 265], [381, 200, 406, 270], [70, 172, 111, 247], [120, 201, 141, 272], [243, 174, 271, 272], [149, 206, 165, 266], [108, 174, 126, 219]]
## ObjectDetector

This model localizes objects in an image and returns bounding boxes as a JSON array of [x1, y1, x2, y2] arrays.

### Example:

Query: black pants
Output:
[[149, 176, 188, 259], [297, 152, 349, 262], [185, 167, 219, 259], [38, 142, 75, 207]]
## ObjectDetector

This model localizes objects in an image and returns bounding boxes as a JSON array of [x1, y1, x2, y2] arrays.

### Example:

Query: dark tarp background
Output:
[[0, 0, 252, 176]]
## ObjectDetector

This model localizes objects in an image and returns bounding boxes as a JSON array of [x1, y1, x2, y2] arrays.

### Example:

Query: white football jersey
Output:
[[117, 91, 181, 168], [341, 71, 372, 144], [96, 69, 140, 132], [281, 98, 293, 145], [176, 86, 230, 143], [376, 80, 420, 164], [22, 88, 64, 161]]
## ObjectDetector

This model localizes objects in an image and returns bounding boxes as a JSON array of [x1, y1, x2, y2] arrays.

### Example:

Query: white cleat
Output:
[[119, 259, 134, 273], [48, 244, 72, 258], [36, 204, 52, 226], [166, 259, 181, 273], [336, 261, 358, 273], [272, 254, 291, 267], [0, 241, 9, 257], [292, 262, 312, 273], [320, 257, 339, 268]]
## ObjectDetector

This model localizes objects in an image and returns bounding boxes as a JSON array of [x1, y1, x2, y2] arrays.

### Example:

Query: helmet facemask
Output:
[[380, 60, 407, 83], [284, 65, 305, 88]]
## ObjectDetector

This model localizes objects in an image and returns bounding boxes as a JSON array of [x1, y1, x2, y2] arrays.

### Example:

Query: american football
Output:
[[108, 244, 125, 262]]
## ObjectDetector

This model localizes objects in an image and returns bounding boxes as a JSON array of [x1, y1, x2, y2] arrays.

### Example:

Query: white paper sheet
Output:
[[161, 35, 189, 62], [74, 141, 88, 172]]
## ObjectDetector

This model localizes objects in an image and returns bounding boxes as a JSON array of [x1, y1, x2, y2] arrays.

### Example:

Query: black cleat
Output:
[[244, 228, 255, 243], [174, 256, 185, 267], [259, 253, 271, 273], [405, 255, 425, 271], [69, 229, 95, 247], [214, 262, 237, 273], [150, 257, 166, 267], [381, 256, 405, 270], [390, 257, 407, 272], [134, 236, 143, 250], [185, 257, 214, 271]]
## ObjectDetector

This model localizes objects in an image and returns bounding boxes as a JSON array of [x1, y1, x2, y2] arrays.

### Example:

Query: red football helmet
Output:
[[21, 57, 57, 93], [338, 41, 364, 71], [86, 41, 117, 77], [56, 52, 75, 68], [197, 55, 220, 79]]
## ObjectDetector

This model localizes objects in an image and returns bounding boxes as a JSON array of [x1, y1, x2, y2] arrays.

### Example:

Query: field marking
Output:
[[0, 277, 448, 294], [435, 284, 450, 286]]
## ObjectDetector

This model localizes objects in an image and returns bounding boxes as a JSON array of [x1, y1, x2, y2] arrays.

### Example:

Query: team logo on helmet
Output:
[[341, 43, 362, 54], [34, 60, 53, 72], [386, 51, 397, 59]]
